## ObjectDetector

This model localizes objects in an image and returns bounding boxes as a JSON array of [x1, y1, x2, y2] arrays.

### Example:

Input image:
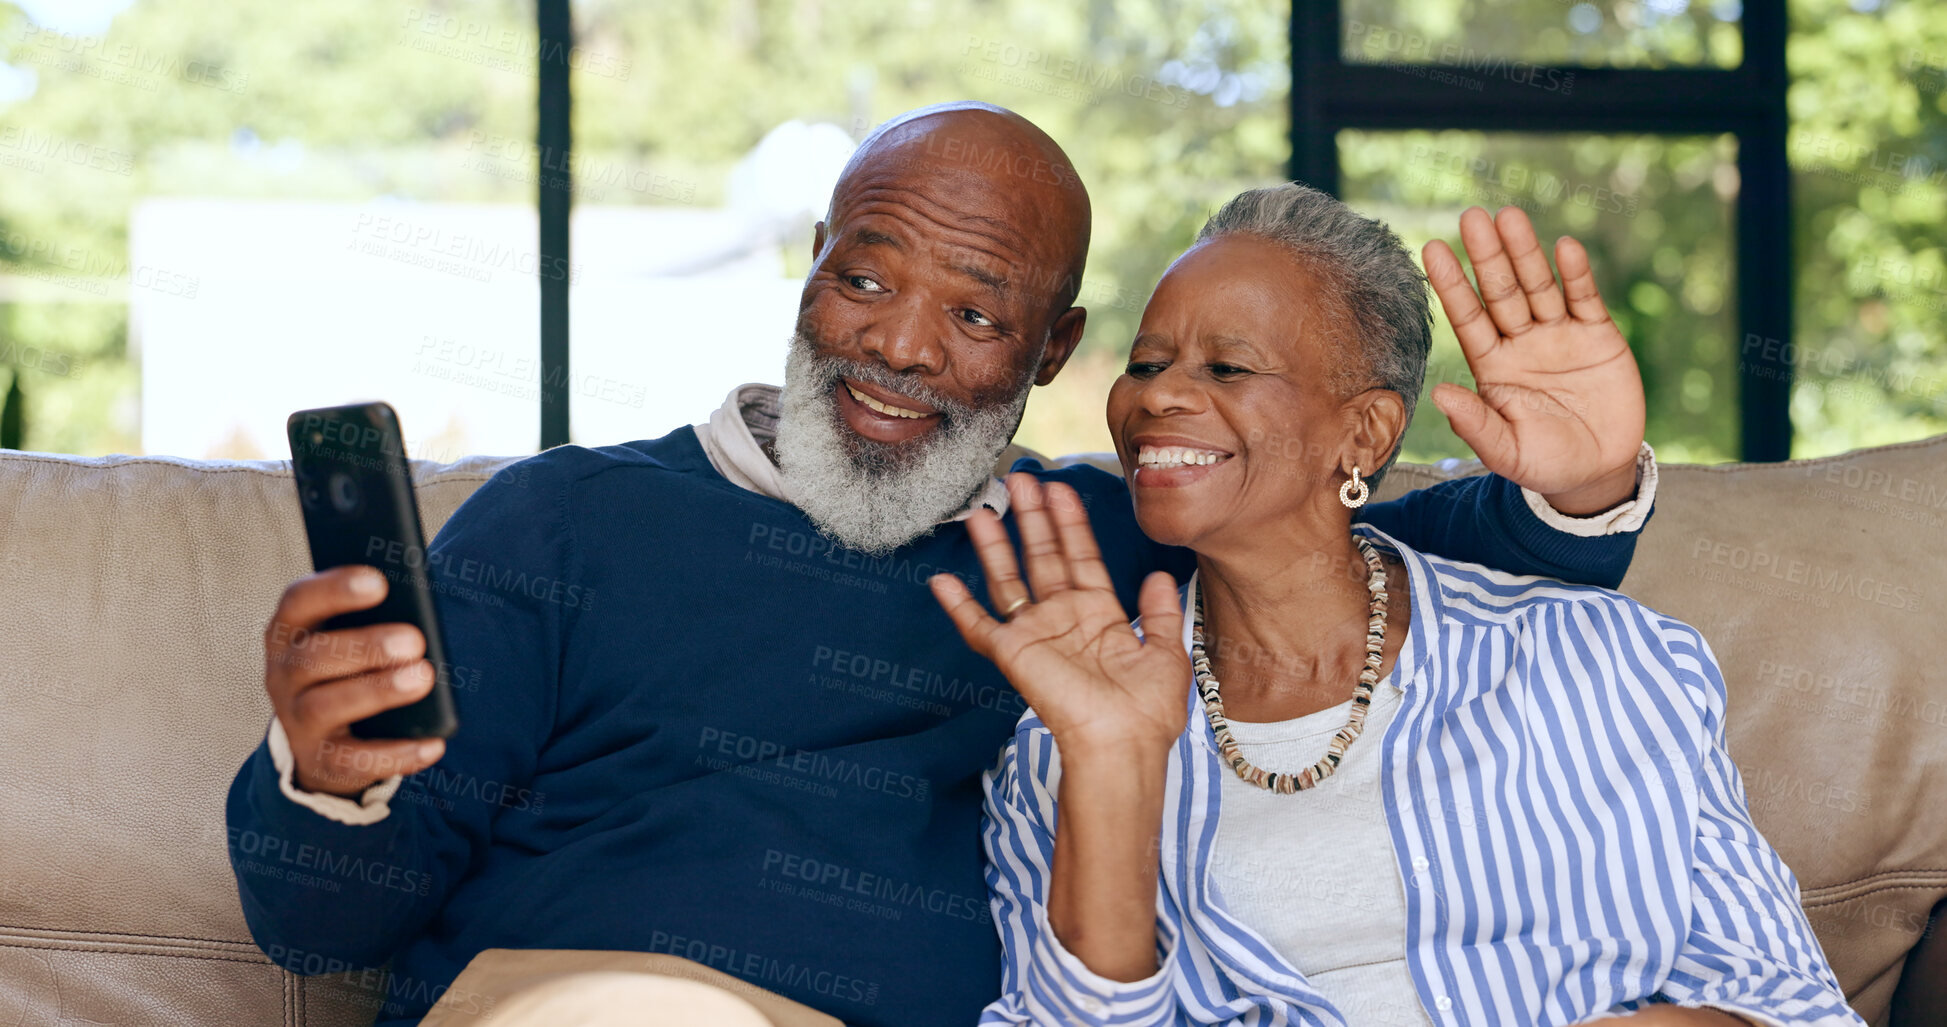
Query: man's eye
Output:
[[959, 309, 994, 328], [1125, 361, 1165, 378], [1209, 363, 1252, 378], [846, 275, 884, 293]]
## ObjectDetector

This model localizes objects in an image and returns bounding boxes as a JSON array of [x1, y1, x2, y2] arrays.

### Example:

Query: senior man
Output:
[[228, 102, 1657, 1026]]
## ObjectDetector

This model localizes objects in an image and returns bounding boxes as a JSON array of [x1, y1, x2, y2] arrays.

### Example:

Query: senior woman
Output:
[[928, 185, 1860, 1027]]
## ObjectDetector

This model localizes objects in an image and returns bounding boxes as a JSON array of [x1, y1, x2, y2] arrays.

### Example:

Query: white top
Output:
[[1208, 680, 1436, 1027]]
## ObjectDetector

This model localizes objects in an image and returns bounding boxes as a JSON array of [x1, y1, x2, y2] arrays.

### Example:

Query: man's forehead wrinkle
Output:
[[850, 228, 903, 250], [948, 262, 1010, 298], [834, 207, 1020, 296], [839, 175, 1034, 235], [834, 186, 1045, 266], [1207, 333, 1273, 355]]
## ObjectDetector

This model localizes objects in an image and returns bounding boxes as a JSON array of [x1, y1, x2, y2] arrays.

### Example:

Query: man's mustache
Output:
[[793, 331, 970, 426]]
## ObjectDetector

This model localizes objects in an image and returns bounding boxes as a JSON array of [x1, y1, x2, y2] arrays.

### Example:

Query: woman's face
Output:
[[1106, 234, 1399, 552]]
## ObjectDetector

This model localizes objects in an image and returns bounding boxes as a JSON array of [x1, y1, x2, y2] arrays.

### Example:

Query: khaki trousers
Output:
[[416, 949, 845, 1027]]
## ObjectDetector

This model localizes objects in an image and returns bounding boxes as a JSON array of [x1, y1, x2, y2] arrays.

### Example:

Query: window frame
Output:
[[538, 0, 573, 450], [1289, 0, 1792, 461], [530, 2, 1793, 459]]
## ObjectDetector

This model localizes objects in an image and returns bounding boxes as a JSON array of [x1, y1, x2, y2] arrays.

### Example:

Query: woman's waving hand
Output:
[[929, 472, 1191, 754]]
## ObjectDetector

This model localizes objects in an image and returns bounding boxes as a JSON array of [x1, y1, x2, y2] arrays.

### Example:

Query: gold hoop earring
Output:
[[1339, 466, 1370, 509]]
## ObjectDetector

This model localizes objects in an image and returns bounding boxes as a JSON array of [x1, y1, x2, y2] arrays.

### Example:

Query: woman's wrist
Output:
[[1048, 737, 1173, 983], [1539, 456, 1640, 516], [1058, 730, 1178, 778]]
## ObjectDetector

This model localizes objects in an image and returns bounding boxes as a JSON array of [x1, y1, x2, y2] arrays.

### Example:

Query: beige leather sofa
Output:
[[2, 436, 1943, 1026]]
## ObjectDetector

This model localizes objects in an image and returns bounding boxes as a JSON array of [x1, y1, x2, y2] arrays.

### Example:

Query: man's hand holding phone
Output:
[[264, 565, 448, 797]]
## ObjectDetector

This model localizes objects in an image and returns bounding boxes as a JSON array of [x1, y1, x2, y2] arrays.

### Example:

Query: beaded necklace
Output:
[[1190, 535, 1388, 793]]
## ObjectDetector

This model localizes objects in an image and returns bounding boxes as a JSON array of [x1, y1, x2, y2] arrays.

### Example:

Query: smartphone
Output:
[[286, 401, 458, 740]]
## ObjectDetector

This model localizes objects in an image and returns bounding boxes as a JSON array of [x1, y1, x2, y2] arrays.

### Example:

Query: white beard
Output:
[[774, 330, 1031, 556]]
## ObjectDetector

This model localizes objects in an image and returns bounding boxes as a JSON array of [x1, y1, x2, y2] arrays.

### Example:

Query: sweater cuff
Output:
[[266, 717, 401, 826], [1022, 903, 1178, 1026], [1520, 442, 1658, 537]]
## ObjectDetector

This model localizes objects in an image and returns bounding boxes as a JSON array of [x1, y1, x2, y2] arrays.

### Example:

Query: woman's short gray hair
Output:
[[1195, 182, 1432, 486]]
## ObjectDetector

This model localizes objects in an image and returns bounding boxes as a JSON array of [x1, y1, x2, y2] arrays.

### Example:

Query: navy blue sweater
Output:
[[226, 428, 1642, 1026]]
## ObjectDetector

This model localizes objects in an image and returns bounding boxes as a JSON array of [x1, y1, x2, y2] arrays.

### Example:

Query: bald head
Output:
[[780, 104, 1097, 552], [827, 103, 1092, 312]]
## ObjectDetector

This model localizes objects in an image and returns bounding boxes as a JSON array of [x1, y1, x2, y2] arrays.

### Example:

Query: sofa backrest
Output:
[[1, 437, 1942, 1026]]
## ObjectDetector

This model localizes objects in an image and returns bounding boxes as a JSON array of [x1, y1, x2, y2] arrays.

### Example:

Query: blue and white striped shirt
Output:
[[980, 526, 1862, 1027]]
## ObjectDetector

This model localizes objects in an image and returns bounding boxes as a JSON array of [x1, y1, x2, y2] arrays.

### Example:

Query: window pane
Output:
[[1786, 0, 1947, 458], [1340, 0, 1743, 70], [0, 0, 539, 459], [1338, 129, 1740, 463], [568, 0, 1288, 457]]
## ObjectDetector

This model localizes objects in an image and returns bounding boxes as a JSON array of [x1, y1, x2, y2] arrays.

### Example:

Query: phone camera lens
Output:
[[301, 483, 322, 507], [328, 471, 360, 513]]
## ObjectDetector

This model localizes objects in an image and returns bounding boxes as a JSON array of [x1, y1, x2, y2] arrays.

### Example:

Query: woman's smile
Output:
[[1129, 434, 1235, 488]]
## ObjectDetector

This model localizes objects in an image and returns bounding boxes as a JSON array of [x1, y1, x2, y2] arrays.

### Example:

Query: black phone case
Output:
[[286, 401, 459, 739]]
